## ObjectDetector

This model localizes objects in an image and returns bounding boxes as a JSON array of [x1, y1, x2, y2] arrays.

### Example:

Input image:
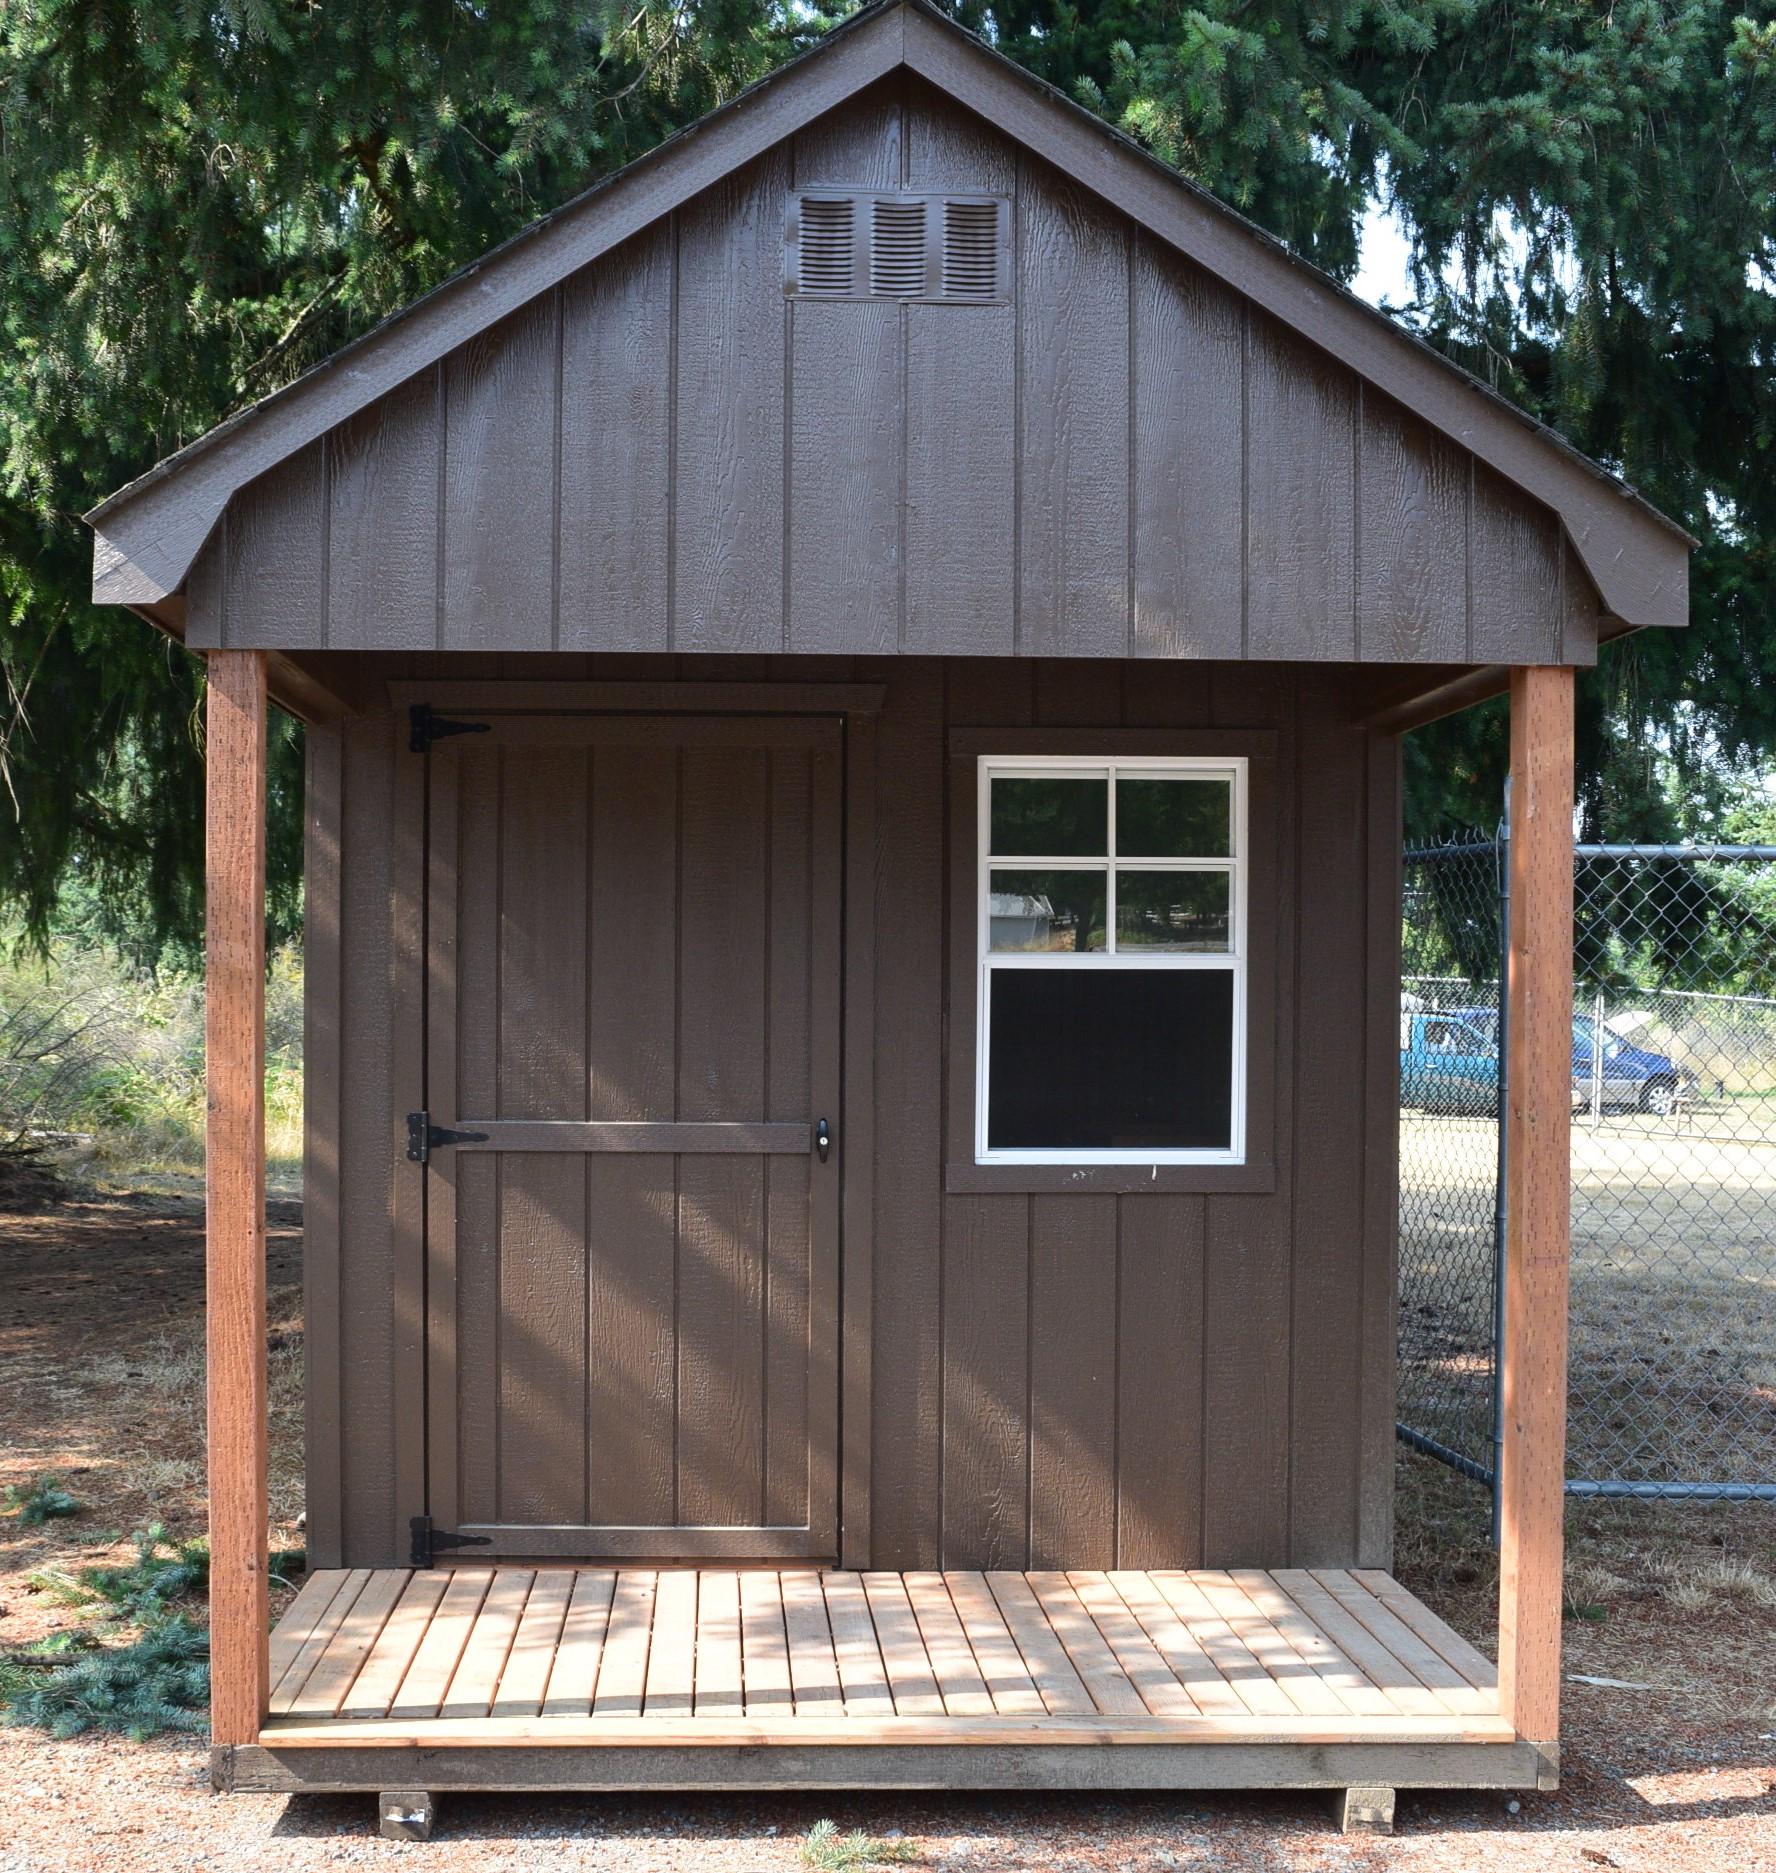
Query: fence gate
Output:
[[1399, 836, 1776, 1512]]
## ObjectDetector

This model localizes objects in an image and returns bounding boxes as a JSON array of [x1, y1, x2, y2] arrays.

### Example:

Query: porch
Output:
[[226, 1565, 1547, 1794]]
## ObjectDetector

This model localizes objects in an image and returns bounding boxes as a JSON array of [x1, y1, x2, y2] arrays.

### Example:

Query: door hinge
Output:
[[409, 703, 492, 754], [409, 1515, 493, 1569], [405, 1111, 490, 1164]]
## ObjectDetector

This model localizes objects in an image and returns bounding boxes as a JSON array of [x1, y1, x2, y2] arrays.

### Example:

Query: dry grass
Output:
[[0, 1197, 305, 1653], [1401, 1112, 1776, 1486], [1394, 1446, 1776, 1725]]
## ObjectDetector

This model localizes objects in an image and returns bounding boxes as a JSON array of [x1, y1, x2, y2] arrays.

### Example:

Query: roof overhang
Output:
[[86, 0, 1691, 632]]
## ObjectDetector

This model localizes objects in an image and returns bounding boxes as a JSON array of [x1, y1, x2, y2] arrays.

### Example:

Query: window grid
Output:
[[976, 755, 1248, 1164]]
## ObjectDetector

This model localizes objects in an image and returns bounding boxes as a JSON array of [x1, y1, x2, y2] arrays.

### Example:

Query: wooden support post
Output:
[[205, 649, 270, 1749], [1497, 664, 1575, 1758]]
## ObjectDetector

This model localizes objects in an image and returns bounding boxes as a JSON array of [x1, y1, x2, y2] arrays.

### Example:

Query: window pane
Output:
[[1115, 871, 1231, 952], [987, 969, 1234, 1151], [988, 869, 1106, 952], [1116, 777, 1230, 857], [990, 776, 1107, 856]]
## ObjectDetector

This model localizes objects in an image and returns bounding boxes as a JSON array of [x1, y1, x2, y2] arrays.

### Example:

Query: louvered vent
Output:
[[797, 195, 857, 296], [941, 199, 1000, 300], [787, 191, 1008, 302], [869, 197, 929, 297]]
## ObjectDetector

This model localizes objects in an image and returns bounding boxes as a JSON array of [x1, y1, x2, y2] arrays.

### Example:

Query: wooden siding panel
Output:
[[1029, 1197, 1118, 1569], [302, 726, 345, 1568], [1358, 394, 1467, 663], [1116, 1197, 1205, 1568], [1131, 245, 1243, 659], [221, 441, 328, 649], [1470, 462, 1564, 664], [941, 1196, 1029, 1567], [789, 302, 902, 654], [1359, 731, 1402, 1567], [1016, 161, 1130, 658], [794, 82, 902, 186], [672, 152, 789, 653], [1245, 318, 1356, 660], [904, 90, 1016, 656], [558, 229, 674, 653], [327, 373, 440, 650], [869, 661, 946, 1565], [1201, 667, 1297, 1563], [443, 300, 558, 652], [334, 713, 400, 1555], [1288, 688, 1368, 1563]]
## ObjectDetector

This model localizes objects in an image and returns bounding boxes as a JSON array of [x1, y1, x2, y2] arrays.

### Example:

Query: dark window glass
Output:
[[1114, 871, 1230, 951], [1116, 778, 1230, 857], [987, 969, 1234, 1150], [988, 869, 1107, 952], [989, 777, 1107, 856]]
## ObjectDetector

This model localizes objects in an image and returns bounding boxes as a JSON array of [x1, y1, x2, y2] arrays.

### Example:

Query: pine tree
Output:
[[3, 2, 1771, 955]]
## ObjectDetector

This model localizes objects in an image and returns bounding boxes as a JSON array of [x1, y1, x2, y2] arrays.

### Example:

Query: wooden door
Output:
[[420, 713, 842, 1559]]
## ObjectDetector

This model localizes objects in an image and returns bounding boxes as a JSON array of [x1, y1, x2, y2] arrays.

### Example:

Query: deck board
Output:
[[738, 1571, 794, 1715], [342, 1571, 451, 1719], [541, 1570, 617, 1717], [260, 1565, 1517, 1757]]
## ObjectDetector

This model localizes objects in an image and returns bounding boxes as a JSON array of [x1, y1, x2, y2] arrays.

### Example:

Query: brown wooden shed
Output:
[[89, 0, 1690, 1832]]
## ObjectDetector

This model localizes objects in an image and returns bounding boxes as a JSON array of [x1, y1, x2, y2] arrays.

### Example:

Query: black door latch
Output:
[[406, 1111, 490, 1164]]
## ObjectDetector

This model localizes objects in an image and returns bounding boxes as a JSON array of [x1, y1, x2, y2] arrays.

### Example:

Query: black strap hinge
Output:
[[406, 1111, 490, 1164], [409, 703, 491, 754], [409, 1515, 493, 1569]]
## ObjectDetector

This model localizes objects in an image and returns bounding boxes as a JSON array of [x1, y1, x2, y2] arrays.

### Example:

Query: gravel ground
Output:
[[2, 1197, 1774, 1870], [1, 1718, 1773, 1872]]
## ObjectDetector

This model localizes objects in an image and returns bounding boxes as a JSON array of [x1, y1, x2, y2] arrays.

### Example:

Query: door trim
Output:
[[388, 681, 876, 1569]]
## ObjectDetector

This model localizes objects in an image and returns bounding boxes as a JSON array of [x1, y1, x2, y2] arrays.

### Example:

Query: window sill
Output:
[[944, 1157, 1277, 1196]]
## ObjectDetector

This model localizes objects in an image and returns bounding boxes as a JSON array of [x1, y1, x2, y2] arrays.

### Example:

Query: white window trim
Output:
[[974, 753, 1248, 1167]]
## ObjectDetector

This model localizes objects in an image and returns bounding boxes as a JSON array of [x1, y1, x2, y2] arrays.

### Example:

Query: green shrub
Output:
[[801, 1820, 917, 1869], [0, 1618, 209, 1741], [3, 1476, 80, 1525], [75, 1523, 209, 1622]]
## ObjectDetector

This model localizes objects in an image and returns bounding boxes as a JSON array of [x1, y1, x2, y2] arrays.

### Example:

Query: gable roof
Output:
[[87, 0, 1690, 630]]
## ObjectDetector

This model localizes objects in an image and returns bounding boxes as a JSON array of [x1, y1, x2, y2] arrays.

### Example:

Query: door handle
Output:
[[816, 1118, 832, 1163]]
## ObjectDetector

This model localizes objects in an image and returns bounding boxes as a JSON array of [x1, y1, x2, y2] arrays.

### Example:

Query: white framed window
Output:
[[974, 754, 1247, 1165]]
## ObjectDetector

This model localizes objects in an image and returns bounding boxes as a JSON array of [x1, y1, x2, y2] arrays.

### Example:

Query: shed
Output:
[[89, 0, 1690, 1830]]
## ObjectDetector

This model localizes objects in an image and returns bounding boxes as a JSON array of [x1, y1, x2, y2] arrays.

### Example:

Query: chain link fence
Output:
[[1398, 835, 1776, 1506]]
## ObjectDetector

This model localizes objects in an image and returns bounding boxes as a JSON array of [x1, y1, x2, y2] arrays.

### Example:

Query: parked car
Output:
[[1399, 1008, 1691, 1116], [1571, 1013, 1691, 1115], [1400, 1010, 1500, 1115]]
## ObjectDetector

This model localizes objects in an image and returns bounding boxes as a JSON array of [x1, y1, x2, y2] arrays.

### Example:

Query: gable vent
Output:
[[941, 199, 1000, 300], [869, 197, 929, 297], [796, 195, 858, 296], [787, 191, 1009, 303]]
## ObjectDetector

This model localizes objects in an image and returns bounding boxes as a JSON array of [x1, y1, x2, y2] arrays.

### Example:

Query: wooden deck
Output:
[[224, 1567, 1553, 1795]]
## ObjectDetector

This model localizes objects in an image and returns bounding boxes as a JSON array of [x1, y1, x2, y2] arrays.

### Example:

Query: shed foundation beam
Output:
[[205, 648, 271, 1748], [1497, 664, 1575, 1758]]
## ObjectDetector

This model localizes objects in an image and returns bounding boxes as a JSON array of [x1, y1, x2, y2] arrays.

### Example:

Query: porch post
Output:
[[205, 649, 270, 1748], [1496, 663, 1574, 1758]]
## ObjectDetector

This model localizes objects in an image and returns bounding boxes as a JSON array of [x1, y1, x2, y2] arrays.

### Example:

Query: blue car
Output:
[[1400, 1008, 1689, 1116]]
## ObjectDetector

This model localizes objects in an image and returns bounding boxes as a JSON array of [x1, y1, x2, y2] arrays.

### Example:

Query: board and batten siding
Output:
[[187, 77, 1599, 669], [303, 653, 1397, 1575]]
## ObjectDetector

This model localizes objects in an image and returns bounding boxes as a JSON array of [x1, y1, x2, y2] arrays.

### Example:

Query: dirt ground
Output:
[[2, 1195, 1774, 1871]]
